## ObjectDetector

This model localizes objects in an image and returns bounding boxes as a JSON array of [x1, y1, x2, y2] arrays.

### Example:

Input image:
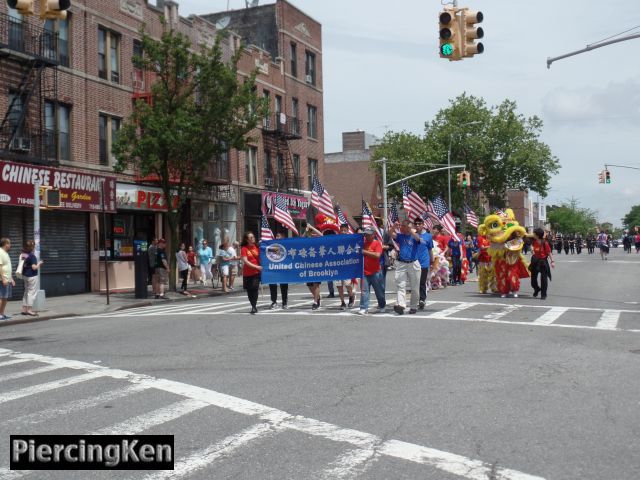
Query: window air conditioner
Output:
[[264, 177, 274, 187], [9, 137, 32, 152], [305, 74, 313, 84]]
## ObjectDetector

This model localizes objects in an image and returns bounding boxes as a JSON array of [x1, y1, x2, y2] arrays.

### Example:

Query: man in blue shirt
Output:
[[414, 217, 434, 310], [448, 231, 463, 285], [389, 219, 428, 315]]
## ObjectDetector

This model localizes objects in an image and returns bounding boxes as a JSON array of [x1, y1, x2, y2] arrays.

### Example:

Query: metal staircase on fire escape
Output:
[[261, 112, 302, 192], [0, 11, 59, 163]]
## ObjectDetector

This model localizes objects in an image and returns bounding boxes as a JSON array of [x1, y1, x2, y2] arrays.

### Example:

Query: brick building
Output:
[[0, 0, 323, 296]]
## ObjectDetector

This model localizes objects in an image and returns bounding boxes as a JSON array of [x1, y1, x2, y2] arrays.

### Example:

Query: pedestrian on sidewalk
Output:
[[241, 232, 262, 314], [229, 240, 240, 290], [198, 240, 214, 286], [530, 228, 554, 300], [187, 245, 200, 284], [357, 227, 386, 315], [389, 220, 424, 315], [148, 238, 158, 296], [19, 240, 43, 316], [155, 239, 170, 299], [218, 237, 235, 293], [176, 243, 191, 296], [269, 232, 289, 309], [414, 218, 434, 310], [0, 238, 16, 320]]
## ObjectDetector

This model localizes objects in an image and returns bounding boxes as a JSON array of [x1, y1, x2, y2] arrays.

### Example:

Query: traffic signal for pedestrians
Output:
[[40, 0, 71, 20], [460, 9, 484, 58], [7, 0, 34, 14], [598, 170, 605, 183], [439, 9, 462, 61], [44, 188, 61, 207], [462, 170, 471, 188], [605, 169, 611, 184]]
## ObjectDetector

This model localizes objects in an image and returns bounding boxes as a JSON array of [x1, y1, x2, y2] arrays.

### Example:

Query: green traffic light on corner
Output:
[[441, 43, 454, 56]]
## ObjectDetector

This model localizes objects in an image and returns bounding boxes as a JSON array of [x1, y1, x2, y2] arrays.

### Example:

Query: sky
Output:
[[176, 0, 640, 227]]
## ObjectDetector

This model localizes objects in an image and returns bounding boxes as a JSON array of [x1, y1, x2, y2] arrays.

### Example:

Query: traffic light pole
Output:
[[604, 163, 640, 172], [547, 33, 640, 69]]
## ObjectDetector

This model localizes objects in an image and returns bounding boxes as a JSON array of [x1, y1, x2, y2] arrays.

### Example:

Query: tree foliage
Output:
[[547, 199, 597, 236], [372, 94, 560, 218], [112, 23, 266, 287], [622, 205, 640, 231]]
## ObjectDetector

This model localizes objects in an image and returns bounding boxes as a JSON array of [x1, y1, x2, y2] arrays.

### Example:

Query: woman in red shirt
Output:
[[530, 228, 555, 300], [241, 232, 262, 314]]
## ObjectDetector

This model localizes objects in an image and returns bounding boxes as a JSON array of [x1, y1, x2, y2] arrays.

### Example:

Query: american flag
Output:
[[387, 200, 399, 228], [335, 205, 354, 234], [362, 200, 383, 242], [430, 195, 457, 235], [311, 176, 335, 218], [464, 204, 479, 228], [422, 202, 436, 230], [492, 206, 507, 217], [401, 181, 429, 221], [274, 194, 299, 235], [260, 215, 274, 241]]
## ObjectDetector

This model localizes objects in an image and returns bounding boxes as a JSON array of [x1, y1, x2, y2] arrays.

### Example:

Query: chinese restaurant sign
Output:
[[0, 160, 116, 213]]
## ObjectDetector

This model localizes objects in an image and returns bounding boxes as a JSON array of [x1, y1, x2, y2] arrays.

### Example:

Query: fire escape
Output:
[[0, 11, 58, 164], [261, 112, 302, 192]]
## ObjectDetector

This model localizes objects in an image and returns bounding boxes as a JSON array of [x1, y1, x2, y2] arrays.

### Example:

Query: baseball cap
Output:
[[363, 227, 376, 235]]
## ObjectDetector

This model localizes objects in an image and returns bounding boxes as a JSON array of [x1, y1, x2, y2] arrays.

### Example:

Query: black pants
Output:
[[269, 284, 288, 305], [243, 274, 261, 309], [419, 267, 429, 302], [452, 257, 462, 283], [179, 269, 189, 291], [531, 258, 549, 297]]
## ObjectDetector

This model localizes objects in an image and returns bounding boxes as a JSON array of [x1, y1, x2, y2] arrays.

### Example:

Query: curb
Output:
[[0, 313, 80, 328]]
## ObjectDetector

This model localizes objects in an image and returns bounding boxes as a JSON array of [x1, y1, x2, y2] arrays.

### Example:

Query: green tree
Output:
[[622, 205, 640, 231], [372, 94, 560, 222], [113, 24, 266, 289], [547, 199, 597, 235]]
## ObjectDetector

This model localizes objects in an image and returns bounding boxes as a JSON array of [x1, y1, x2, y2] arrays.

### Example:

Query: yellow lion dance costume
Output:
[[478, 209, 529, 297]]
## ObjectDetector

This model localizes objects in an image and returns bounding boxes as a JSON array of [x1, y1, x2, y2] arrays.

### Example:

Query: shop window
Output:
[[100, 213, 154, 260]]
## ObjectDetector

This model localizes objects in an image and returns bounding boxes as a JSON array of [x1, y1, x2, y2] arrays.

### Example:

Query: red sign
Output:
[[0, 160, 116, 213], [262, 191, 309, 220], [116, 183, 179, 212]]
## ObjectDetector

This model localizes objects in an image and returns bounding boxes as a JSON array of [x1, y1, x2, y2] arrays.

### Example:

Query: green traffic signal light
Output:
[[605, 170, 611, 183], [462, 175, 468, 187], [441, 43, 454, 56]]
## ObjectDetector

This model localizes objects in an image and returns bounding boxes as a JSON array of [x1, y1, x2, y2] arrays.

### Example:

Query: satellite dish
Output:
[[215, 15, 231, 30]]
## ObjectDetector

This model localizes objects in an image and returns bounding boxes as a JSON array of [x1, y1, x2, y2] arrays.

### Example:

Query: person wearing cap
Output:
[[155, 238, 170, 299], [414, 217, 434, 309], [389, 219, 425, 315], [357, 227, 386, 314]]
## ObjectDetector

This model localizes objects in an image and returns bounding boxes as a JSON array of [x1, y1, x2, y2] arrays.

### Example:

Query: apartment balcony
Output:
[[0, 12, 58, 64], [261, 113, 302, 140]]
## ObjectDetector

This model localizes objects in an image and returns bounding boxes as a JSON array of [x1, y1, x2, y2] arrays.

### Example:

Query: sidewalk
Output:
[[0, 281, 243, 328]]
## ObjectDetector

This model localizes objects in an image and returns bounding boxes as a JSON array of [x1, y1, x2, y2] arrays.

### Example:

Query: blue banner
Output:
[[260, 234, 364, 284]]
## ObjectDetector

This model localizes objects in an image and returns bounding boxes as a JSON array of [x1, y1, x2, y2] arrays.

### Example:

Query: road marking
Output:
[[532, 307, 568, 325], [426, 302, 477, 318], [484, 304, 520, 321], [141, 422, 281, 480], [0, 347, 544, 480], [0, 364, 62, 382], [94, 398, 209, 435], [596, 310, 621, 330], [0, 358, 31, 368], [4, 383, 149, 426], [318, 444, 381, 479]]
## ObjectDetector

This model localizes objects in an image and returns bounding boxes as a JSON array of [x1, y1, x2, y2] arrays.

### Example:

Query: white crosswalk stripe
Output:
[[0, 347, 544, 480], [532, 307, 568, 325], [596, 310, 621, 329]]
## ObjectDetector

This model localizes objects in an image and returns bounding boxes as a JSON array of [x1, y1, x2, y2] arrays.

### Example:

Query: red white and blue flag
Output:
[[335, 204, 354, 234], [362, 200, 383, 242], [387, 199, 399, 229], [311, 176, 335, 218], [431, 195, 457, 235], [260, 215, 274, 241], [464, 204, 479, 228], [274, 194, 299, 235], [402, 181, 429, 221]]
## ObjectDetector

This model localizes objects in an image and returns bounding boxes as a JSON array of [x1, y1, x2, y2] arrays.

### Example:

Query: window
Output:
[[245, 147, 258, 185], [291, 98, 299, 135], [292, 154, 301, 189], [307, 159, 318, 190], [263, 89, 270, 127], [307, 104, 317, 139], [305, 50, 316, 85], [44, 16, 70, 66], [275, 95, 282, 116], [99, 114, 120, 166], [98, 27, 120, 83], [264, 150, 272, 184], [45, 101, 71, 161], [276, 154, 285, 189], [8, 8, 24, 51], [133, 39, 143, 90], [7, 92, 25, 136], [290, 42, 297, 77]]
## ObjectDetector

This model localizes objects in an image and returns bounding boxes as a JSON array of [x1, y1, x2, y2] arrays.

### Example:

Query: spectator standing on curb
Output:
[[176, 243, 191, 296], [147, 238, 158, 296], [19, 240, 43, 316], [241, 232, 262, 314], [0, 238, 16, 320], [155, 239, 170, 299], [414, 218, 434, 310], [198, 240, 214, 286], [389, 220, 424, 315], [357, 227, 386, 315], [186, 245, 199, 284], [269, 232, 289, 309], [229, 240, 241, 290]]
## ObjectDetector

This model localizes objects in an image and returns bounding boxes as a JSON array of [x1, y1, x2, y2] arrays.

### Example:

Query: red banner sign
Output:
[[0, 160, 116, 213], [262, 191, 309, 220], [116, 183, 179, 211]]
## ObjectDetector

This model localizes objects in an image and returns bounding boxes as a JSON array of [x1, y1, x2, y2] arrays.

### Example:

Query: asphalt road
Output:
[[1, 248, 639, 480]]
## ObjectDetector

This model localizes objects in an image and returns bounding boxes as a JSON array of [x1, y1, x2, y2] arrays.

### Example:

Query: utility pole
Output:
[[547, 33, 640, 68], [33, 183, 46, 311], [447, 136, 453, 212], [375, 158, 389, 228]]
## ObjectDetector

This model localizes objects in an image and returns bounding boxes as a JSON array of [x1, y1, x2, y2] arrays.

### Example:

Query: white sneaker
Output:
[[355, 309, 368, 315], [500, 294, 507, 298], [512, 293, 518, 298]]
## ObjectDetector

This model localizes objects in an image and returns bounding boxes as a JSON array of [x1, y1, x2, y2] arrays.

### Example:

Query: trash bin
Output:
[[134, 239, 149, 299]]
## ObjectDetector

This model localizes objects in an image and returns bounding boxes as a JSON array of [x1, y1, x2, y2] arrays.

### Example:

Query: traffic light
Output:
[[456, 172, 463, 186], [461, 9, 484, 58], [605, 169, 611, 184], [439, 8, 461, 61], [7, 0, 34, 15], [462, 170, 471, 188], [44, 188, 61, 207], [598, 170, 605, 184], [40, 0, 70, 20]]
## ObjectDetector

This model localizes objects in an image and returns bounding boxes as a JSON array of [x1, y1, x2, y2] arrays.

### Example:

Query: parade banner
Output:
[[260, 234, 364, 284]]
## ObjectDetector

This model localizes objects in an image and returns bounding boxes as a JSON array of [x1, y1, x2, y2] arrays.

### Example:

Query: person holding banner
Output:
[[241, 232, 262, 314], [357, 227, 386, 315], [389, 220, 425, 315], [304, 224, 323, 310], [337, 224, 356, 310], [269, 232, 289, 309]]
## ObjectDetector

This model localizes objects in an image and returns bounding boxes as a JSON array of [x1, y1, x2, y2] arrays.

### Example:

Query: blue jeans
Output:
[[360, 271, 386, 311]]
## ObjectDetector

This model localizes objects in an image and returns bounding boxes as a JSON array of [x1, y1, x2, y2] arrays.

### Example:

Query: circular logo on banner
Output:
[[0, 194, 10, 203], [265, 243, 287, 263]]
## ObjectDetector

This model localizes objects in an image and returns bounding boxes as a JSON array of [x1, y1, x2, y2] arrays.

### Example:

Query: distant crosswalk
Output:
[[0, 347, 545, 480], [84, 295, 640, 333]]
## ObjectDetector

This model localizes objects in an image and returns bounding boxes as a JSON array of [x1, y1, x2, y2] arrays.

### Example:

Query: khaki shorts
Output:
[[156, 268, 168, 284]]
